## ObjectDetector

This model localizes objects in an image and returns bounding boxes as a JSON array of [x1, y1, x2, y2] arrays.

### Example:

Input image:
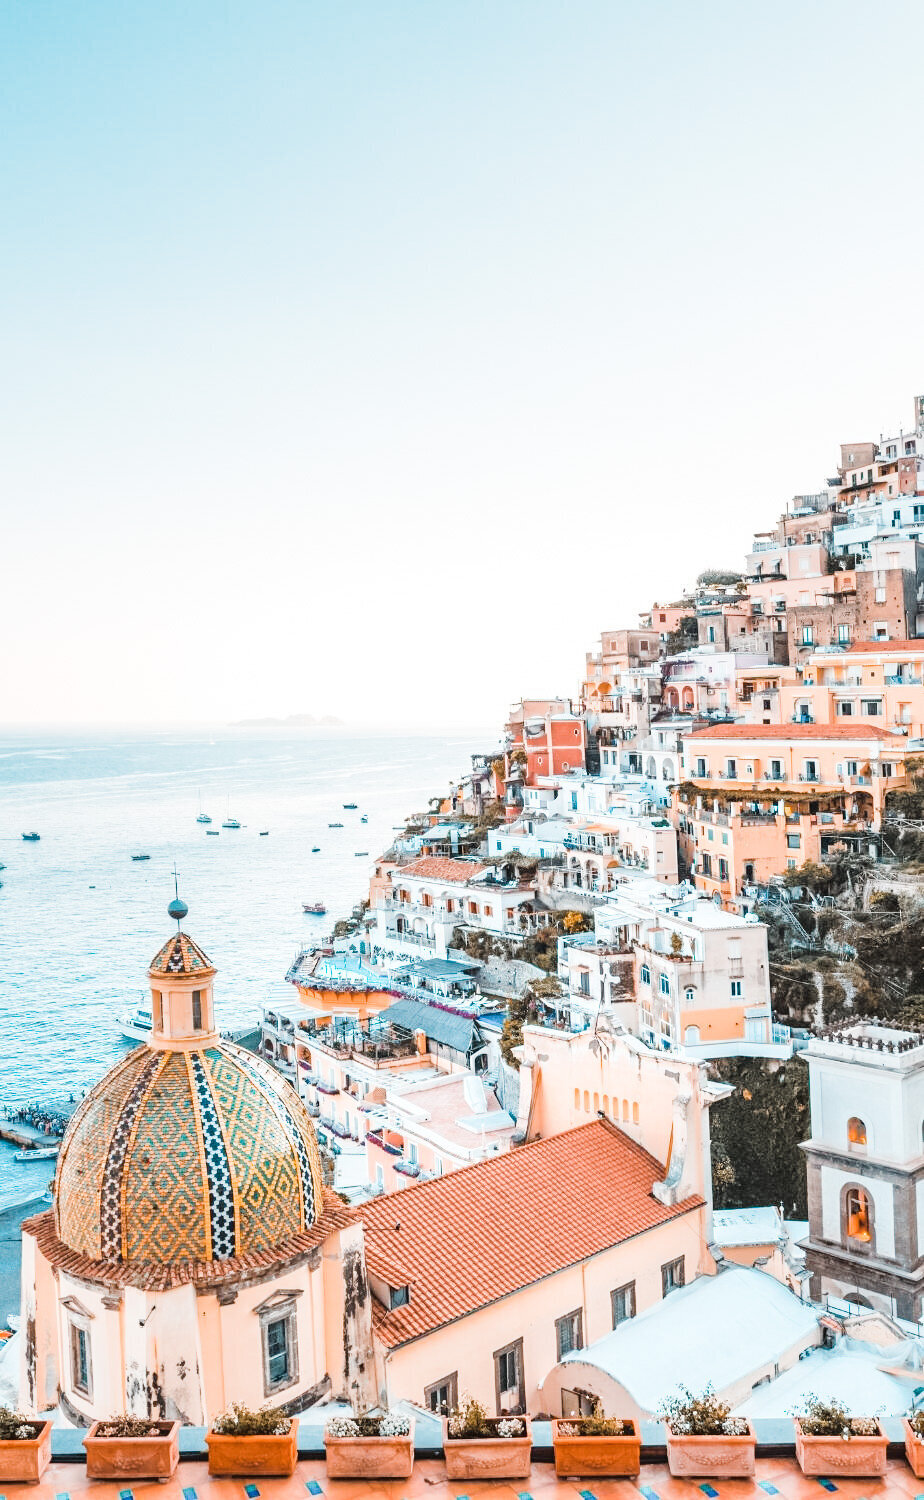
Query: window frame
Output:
[[493, 1336, 525, 1415], [257, 1293, 301, 1397], [555, 1307, 584, 1360], [661, 1257, 685, 1298], [611, 1280, 636, 1327], [69, 1317, 92, 1398], [424, 1371, 458, 1415]]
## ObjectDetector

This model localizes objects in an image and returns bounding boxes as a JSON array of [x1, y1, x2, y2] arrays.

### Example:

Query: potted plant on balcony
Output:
[[84, 1414, 180, 1479], [444, 1396, 532, 1480], [659, 1386, 755, 1477], [0, 1406, 53, 1484], [903, 1404, 924, 1476], [551, 1402, 640, 1478], [324, 1410, 414, 1478], [793, 1396, 887, 1477], [206, 1402, 298, 1476]]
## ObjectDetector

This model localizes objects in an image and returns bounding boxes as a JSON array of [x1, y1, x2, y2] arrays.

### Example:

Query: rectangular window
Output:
[[661, 1258, 685, 1297], [787, 834, 801, 849], [730, 979, 742, 997], [659, 973, 670, 996], [265, 1317, 289, 1386], [556, 1309, 583, 1360], [483, 905, 493, 917], [861, 700, 882, 716], [837, 624, 851, 644], [695, 758, 706, 778], [701, 852, 712, 877], [260, 1303, 299, 1394], [838, 701, 853, 716], [611, 1282, 636, 1327], [802, 626, 814, 644], [70, 1321, 91, 1396], [770, 759, 782, 779], [425, 1373, 458, 1415], [803, 761, 818, 780], [725, 759, 736, 779], [718, 858, 729, 883], [192, 990, 202, 1030], [493, 1338, 525, 1415]]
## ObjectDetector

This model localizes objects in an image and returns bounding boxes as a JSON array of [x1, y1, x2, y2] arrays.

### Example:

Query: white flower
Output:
[[326, 1418, 359, 1437], [496, 1418, 525, 1438], [378, 1414, 410, 1436]]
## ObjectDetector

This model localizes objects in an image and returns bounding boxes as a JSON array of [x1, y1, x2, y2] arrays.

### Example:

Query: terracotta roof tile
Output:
[[684, 722, 902, 742], [22, 1190, 354, 1291], [398, 856, 487, 883], [355, 1119, 702, 1349], [149, 931, 215, 977], [846, 638, 924, 653]]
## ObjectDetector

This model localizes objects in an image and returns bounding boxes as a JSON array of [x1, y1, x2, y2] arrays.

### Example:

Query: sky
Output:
[[4, 1, 924, 730]]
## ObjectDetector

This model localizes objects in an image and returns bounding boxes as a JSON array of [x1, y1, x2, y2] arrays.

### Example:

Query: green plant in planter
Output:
[[0, 1407, 41, 1442], [93, 1415, 166, 1438], [447, 1395, 492, 1439], [793, 1396, 880, 1438], [658, 1385, 749, 1436], [557, 1400, 633, 1437], [211, 1402, 290, 1436]]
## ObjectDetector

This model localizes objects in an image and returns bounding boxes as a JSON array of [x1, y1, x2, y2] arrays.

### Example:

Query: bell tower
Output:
[[147, 893, 219, 1047]]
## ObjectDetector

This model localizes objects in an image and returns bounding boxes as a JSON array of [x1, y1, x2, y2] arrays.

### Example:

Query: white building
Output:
[[802, 1022, 924, 1322]]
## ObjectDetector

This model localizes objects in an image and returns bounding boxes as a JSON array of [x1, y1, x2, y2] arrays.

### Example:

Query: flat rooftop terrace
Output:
[[25, 1453, 924, 1500]]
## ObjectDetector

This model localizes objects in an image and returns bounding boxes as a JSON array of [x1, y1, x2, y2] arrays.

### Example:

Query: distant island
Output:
[[231, 713, 345, 728]]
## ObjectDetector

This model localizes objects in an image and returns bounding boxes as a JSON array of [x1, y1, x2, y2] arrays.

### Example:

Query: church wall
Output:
[[380, 1210, 705, 1417], [144, 1283, 205, 1423], [18, 1232, 58, 1414], [820, 1164, 896, 1259]]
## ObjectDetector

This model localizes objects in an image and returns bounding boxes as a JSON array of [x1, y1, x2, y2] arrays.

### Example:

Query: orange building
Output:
[[676, 723, 908, 902]]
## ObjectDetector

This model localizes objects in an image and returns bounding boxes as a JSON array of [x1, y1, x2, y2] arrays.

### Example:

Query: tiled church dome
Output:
[[54, 933, 324, 1265]]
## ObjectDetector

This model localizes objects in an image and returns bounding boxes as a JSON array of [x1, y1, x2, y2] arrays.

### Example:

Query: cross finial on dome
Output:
[[167, 864, 188, 928]]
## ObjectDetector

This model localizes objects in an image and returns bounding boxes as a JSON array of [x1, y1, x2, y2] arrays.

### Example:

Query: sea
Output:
[[0, 725, 491, 1209]]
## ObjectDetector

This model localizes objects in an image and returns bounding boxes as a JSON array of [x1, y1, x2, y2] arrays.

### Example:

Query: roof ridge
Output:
[[355, 1117, 665, 1217]]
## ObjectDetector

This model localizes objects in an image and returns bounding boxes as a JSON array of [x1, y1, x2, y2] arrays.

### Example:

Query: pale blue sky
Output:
[[4, 2, 924, 727]]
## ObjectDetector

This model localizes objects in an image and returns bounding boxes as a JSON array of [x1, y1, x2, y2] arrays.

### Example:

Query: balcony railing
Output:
[[394, 1159, 421, 1177], [366, 1129, 403, 1156], [317, 1081, 339, 1096]]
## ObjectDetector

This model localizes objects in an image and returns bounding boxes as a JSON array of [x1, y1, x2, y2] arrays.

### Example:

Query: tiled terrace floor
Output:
[[17, 1458, 924, 1500]]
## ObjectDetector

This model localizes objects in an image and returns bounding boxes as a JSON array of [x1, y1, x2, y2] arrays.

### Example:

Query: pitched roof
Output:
[[377, 998, 481, 1054], [846, 638, 924, 653], [397, 856, 487, 884], [23, 1189, 353, 1291], [149, 931, 215, 977], [684, 722, 902, 742], [355, 1118, 703, 1348]]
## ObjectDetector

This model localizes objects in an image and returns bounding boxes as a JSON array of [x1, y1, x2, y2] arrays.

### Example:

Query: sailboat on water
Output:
[[196, 790, 212, 825], [222, 794, 241, 830]]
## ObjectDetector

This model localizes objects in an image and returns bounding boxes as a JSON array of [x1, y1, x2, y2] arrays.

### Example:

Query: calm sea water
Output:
[[0, 726, 487, 1208]]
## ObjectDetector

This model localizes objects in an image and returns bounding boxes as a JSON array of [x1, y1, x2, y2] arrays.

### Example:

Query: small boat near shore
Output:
[[328, 821, 343, 828], [206, 828, 220, 835], [302, 901, 327, 915], [354, 851, 369, 857], [311, 846, 321, 852], [361, 815, 368, 823], [343, 802, 358, 810], [14, 1144, 59, 1163], [259, 830, 269, 836], [22, 832, 40, 842], [222, 817, 241, 829], [196, 790, 211, 823], [131, 853, 151, 862]]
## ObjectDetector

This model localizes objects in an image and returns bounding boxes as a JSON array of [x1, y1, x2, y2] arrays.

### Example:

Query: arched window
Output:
[[583, 1090, 590, 1112], [640, 965, 651, 986], [622, 1099, 629, 1121], [847, 1116, 867, 1153], [845, 1186, 872, 1243], [684, 1025, 701, 1044], [574, 1088, 580, 1111], [684, 987, 695, 1005], [593, 1092, 600, 1113], [602, 1093, 609, 1117], [632, 1102, 640, 1125]]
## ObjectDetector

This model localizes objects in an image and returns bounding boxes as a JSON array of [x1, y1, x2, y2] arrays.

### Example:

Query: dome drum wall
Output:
[[55, 1041, 325, 1267]]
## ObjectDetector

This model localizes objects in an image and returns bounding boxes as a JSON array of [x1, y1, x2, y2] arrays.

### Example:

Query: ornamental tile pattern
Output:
[[56, 1039, 322, 1265], [228, 1045, 323, 1225], [203, 1048, 304, 1252], [99, 1050, 166, 1258], [148, 931, 215, 977], [54, 1049, 155, 1259], [122, 1052, 210, 1264]]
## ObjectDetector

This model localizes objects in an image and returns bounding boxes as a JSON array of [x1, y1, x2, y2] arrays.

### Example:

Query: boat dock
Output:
[[0, 1121, 63, 1149]]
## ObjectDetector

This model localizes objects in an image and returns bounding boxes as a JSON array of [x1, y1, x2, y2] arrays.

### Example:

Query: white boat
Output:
[[14, 1145, 59, 1162], [118, 1006, 154, 1043], [196, 789, 212, 824]]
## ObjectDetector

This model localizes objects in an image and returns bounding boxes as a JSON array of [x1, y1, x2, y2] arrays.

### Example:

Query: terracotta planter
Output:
[[84, 1420, 180, 1480], [324, 1416, 414, 1479], [551, 1417, 640, 1478], [666, 1420, 756, 1478], [794, 1417, 888, 1477], [444, 1416, 532, 1480], [206, 1417, 298, 1476], [0, 1421, 52, 1485], [904, 1418, 924, 1477]]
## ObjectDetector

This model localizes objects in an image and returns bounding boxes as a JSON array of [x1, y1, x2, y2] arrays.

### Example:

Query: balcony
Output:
[[366, 1128, 403, 1156], [394, 1159, 421, 1177], [317, 1080, 340, 1096]]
